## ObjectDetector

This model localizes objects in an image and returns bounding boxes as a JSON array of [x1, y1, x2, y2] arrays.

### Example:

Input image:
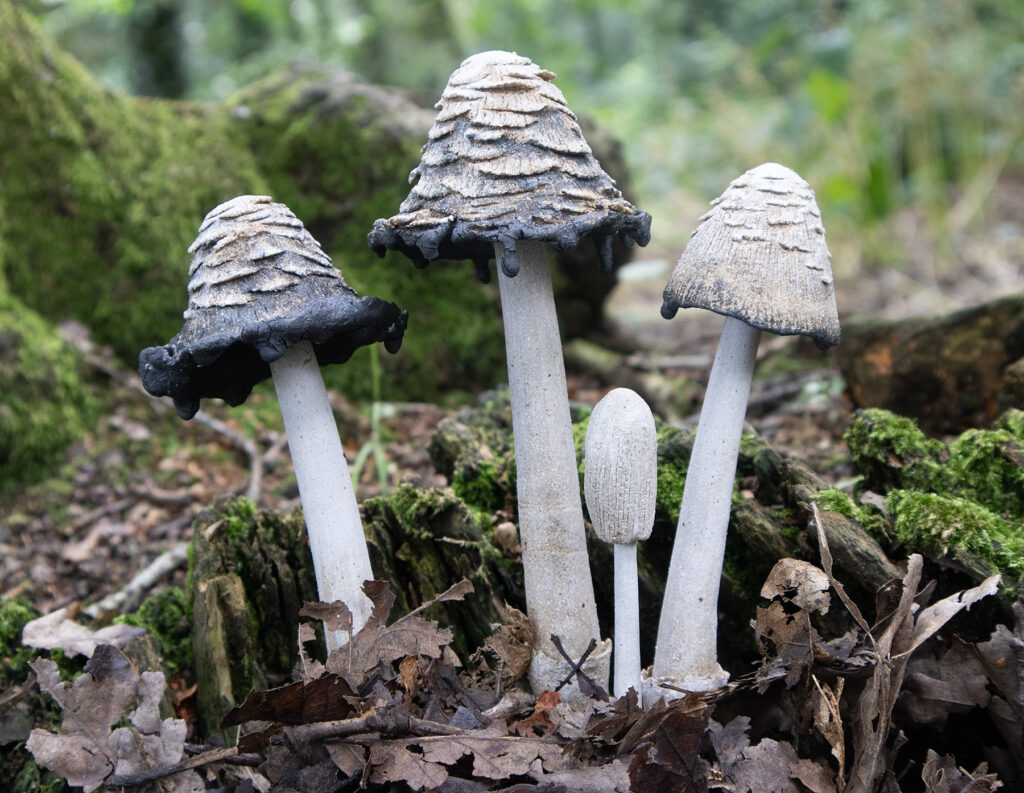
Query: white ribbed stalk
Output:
[[652, 317, 761, 695], [270, 340, 374, 652], [496, 240, 608, 697], [613, 543, 641, 698]]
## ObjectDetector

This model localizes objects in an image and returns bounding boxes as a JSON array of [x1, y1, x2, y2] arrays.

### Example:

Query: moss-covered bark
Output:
[[0, 289, 96, 490], [0, 2, 265, 367], [188, 498, 318, 734]]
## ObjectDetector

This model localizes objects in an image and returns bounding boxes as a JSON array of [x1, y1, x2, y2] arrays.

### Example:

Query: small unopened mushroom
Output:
[[139, 195, 407, 650], [652, 163, 839, 698], [584, 388, 656, 699], [369, 51, 651, 698]]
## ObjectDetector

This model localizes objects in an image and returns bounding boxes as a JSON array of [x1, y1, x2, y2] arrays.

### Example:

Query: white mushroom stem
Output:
[[613, 542, 641, 698], [652, 316, 761, 695], [269, 340, 374, 652], [496, 240, 609, 696]]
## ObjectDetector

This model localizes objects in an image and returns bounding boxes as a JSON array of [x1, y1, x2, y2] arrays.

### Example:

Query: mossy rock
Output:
[[188, 498, 318, 734], [0, 10, 641, 403], [0, 291, 96, 491]]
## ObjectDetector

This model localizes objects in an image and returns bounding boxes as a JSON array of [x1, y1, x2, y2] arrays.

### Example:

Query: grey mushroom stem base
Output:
[[496, 240, 610, 699], [613, 543, 642, 699], [649, 317, 761, 703], [270, 340, 374, 653]]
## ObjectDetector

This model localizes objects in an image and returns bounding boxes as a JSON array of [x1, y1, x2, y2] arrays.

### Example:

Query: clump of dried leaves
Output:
[[25, 523, 1023, 793]]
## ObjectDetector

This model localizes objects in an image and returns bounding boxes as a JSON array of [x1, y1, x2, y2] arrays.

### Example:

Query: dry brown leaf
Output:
[[21, 607, 146, 657], [761, 558, 832, 613], [810, 676, 845, 785], [921, 750, 1003, 792], [368, 741, 449, 791], [26, 645, 196, 793]]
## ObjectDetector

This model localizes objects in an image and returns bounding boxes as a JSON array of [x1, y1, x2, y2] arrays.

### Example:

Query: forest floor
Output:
[[3, 175, 1022, 623]]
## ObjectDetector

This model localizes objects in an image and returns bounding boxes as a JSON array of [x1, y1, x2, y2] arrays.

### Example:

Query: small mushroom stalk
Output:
[[269, 340, 373, 650], [652, 163, 839, 699], [584, 388, 656, 699], [497, 240, 608, 694]]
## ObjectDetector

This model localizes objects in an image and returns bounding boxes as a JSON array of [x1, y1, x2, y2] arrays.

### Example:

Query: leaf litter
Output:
[[24, 521, 1023, 792]]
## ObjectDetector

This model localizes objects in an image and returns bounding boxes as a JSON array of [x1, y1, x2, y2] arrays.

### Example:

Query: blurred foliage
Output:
[[24, 0, 1024, 272]]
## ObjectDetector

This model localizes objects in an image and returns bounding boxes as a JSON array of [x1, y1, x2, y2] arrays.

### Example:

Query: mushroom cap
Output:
[[661, 163, 840, 349], [139, 195, 407, 419], [583, 388, 657, 545], [367, 50, 651, 280]]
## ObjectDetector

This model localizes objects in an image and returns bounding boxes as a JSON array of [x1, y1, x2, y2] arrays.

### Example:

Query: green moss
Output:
[[887, 490, 1024, 586], [0, 292, 97, 490], [0, 596, 39, 687], [451, 458, 505, 513], [363, 483, 511, 657], [815, 487, 855, 517], [0, 5, 265, 366], [11, 758, 66, 793], [654, 424, 691, 524], [845, 408, 946, 493], [946, 427, 1024, 518], [116, 587, 192, 674]]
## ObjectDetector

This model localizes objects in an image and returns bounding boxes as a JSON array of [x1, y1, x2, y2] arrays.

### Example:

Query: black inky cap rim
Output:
[[139, 294, 407, 420], [368, 209, 652, 283]]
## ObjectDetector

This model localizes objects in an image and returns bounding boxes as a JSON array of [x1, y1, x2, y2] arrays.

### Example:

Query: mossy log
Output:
[[189, 499, 318, 734], [426, 395, 897, 669], [838, 293, 1024, 433], [0, 5, 638, 402]]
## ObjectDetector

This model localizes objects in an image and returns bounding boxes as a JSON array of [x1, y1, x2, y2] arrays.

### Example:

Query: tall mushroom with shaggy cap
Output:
[[140, 195, 407, 651], [369, 51, 651, 697], [651, 163, 839, 698]]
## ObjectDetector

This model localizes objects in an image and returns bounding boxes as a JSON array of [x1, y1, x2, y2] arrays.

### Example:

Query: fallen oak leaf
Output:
[[220, 674, 358, 728], [26, 644, 197, 793], [368, 741, 448, 791], [22, 607, 146, 658], [510, 689, 561, 737]]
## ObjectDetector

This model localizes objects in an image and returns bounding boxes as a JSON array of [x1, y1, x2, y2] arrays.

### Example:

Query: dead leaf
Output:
[[810, 676, 845, 785], [22, 607, 146, 657], [790, 757, 839, 793], [368, 741, 448, 791], [921, 750, 1003, 792], [299, 600, 354, 635], [26, 644, 194, 793], [628, 701, 709, 793], [900, 574, 1001, 657], [483, 603, 535, 683], [761, 558, 831, 613], [511, 689, 561, 737], [221, 675, 357, 728]]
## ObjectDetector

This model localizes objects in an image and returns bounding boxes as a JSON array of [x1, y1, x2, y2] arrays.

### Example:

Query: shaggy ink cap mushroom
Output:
[[140, 195, 407, 419], [368, 50, 646, 699], [651, 163, 840, 698], [367, 50, 651, 282], [661, 162, 840, 349], [139, 194, 407, 651]]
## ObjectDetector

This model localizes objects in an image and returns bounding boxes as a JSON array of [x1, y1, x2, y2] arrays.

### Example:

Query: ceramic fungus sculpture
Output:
[[650, 163, 840, 701], [139, 195, 407, 650], [369, 51, 651, 698]]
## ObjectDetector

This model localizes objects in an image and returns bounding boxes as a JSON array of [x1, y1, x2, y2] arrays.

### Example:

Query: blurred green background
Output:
[[29, 0, 1024, 279]]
